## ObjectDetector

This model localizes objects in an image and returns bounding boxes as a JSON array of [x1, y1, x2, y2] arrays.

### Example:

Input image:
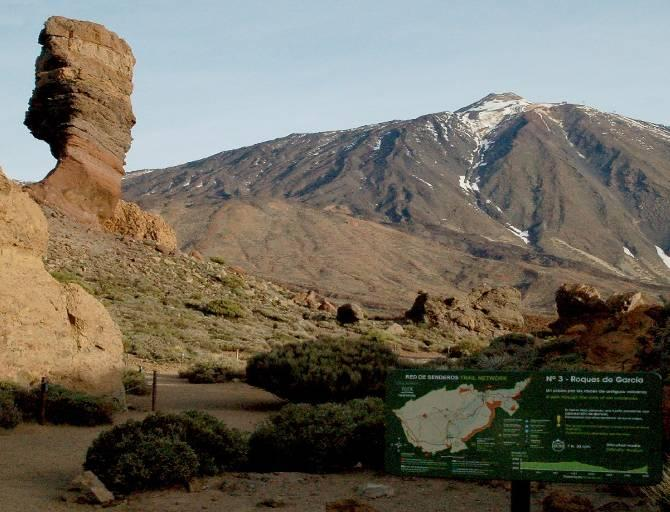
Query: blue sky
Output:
[[1, 0, 669, 181]]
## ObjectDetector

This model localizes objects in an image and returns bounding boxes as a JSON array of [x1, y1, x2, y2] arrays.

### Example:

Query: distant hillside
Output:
[[123, 93, 670, 311]]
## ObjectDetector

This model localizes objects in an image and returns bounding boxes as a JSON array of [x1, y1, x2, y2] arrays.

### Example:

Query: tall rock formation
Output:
[[0, 167, 124, 396], [25, 16, 135, 224]]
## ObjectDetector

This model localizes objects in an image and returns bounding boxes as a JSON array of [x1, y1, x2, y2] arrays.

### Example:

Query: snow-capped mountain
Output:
[[123, 93, 670, 310]]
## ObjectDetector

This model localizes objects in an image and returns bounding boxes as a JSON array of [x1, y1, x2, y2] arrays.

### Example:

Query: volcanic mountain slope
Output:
[[124, 93, 670, 311]]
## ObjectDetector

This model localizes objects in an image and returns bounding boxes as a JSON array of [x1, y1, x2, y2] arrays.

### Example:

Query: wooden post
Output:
[[151, 370, 158, 412], [510, 480, 531, 512], [38, 377, 48, 425]]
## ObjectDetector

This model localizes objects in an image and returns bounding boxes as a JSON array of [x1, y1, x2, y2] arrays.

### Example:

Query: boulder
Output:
[[355, 483, 395, 499], [337, 303, 366, 324], [0, 167, 124, 397], [318, 300, 338, 315], [66, 471, 114, 505], [606, 291, 644, 315], [385, 323, 405, 336], [189, 249, 204, 261], [293, 290, 337, 314], [405, 287, 524, 339], [103, 199, 177, 252], [294, 290, 324, 310], [25, 16, 135, 224], [555, 284, 608, 319], [542, 492, 594, 512]]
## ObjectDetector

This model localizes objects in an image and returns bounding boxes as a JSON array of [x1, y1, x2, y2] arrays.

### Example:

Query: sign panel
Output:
[[385, 370, 663, 484]]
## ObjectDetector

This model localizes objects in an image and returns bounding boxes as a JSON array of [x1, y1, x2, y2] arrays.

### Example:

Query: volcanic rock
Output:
[[405, 287, 524, 339], [25, 16, 135, 224], [337, 303, 366, 324], [555, 284, 608, 319], [0, 167, 124, 396], [550, 284, 664, 371], [293, 290, 337, 314], [66, 471, 114, 505], [103, 200, 177, 252]]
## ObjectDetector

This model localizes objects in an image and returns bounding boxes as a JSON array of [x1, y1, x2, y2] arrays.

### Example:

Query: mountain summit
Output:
[[123, 94, 670, 310]]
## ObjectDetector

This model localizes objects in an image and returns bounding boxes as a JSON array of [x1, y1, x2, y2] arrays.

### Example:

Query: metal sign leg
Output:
[[511, 480, 531, 512]]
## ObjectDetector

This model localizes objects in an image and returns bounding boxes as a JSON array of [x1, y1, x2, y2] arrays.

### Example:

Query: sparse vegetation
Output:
[[123, 369, 151, 395], [642, 461, 670, 506], [85, 411, 247, 493], [178, 359, 246, 383], [248, 398, 384, 472], [49, 270, 95, 294], [246, 337, 398, 403]]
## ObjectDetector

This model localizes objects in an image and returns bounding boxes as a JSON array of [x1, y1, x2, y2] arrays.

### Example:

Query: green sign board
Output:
[[385, 370, 663, 484]]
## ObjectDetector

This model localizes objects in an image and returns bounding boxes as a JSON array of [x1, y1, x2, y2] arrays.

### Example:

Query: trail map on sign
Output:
[[394, 379, 530, 454], [385, 370, 663, 485]]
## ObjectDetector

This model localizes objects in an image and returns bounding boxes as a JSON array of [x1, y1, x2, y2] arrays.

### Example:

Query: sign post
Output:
[[385, 370, 663, 509]]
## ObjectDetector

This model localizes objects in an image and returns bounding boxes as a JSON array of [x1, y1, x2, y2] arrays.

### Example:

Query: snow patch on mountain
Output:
[[456, 94, 532, 139], [506, 224, 530, 244], [656, 246, 670, 269], [459, 175, 479, 194]]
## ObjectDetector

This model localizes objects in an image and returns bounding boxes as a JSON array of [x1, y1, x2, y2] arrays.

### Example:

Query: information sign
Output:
[[385, 370, 663, 484]]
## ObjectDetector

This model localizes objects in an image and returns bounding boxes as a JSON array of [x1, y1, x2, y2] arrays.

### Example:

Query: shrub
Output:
[[123, 369, 151, 395], [248, 398, 384, 473], [0, 389, 22, 429], [210, 256, 226, 265], [189, 298, 246, 318], [454, 333, 589, 372], [0, 382, 114, 426], [246, 337, 398, 403], [178, 360, 246, 383], [33, 385, 115, 426], [85, 411, 247, 493]]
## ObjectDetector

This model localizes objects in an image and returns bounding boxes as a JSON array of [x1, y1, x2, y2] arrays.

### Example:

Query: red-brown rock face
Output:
[[25, 16, 135, 224]]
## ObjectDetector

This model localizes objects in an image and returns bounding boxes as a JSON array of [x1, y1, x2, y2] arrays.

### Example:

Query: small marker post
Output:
[[510, 480, 531, 512], [38, 376, 48, 425], [151, 370, 158, 412]]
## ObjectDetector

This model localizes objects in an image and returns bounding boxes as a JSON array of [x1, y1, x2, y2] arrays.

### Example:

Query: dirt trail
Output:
[[0, 375, 660, 512]]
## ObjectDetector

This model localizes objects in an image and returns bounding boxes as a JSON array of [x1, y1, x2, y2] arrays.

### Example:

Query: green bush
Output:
[[85, 411, 247, 493], [189, 298, 246, 318], [33, 385, 115, 426], [123, 369, 151, 395], [0, 382, 114, 426], [246, 337, 398, 403], [0, 389, 22, 429], [454, 333, 588, 372], [248, 398, 384, 473], [210, 256, 226, 265], [178, 361, 246, 383]]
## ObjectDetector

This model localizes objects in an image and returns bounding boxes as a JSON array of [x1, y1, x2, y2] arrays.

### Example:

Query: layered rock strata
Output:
[[25, 16, 135, 224]]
